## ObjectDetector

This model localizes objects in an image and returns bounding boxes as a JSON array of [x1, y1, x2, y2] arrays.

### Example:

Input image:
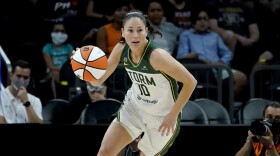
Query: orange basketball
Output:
[[71, 45, 108, 81]]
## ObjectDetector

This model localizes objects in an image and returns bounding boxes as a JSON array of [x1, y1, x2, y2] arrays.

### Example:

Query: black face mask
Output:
[[267, 118, 280, 136]]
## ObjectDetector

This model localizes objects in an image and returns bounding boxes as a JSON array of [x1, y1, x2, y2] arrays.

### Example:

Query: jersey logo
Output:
[[124, 62, 129, 66], [141, 66, 148, 70]]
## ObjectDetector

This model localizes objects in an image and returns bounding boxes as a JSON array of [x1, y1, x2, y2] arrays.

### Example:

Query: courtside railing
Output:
[[182, 63, 234, 121], [250, 64, 280, 100]]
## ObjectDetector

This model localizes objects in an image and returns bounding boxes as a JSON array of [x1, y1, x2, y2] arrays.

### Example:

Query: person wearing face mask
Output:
[[236, 101, 280, 156], [0, 60, 43, 123], [55, 82, 125, 124], [42, 21, 74, 100]]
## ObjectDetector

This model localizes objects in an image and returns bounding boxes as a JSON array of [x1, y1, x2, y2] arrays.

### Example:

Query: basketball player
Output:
[[87, 9, 197, 156]]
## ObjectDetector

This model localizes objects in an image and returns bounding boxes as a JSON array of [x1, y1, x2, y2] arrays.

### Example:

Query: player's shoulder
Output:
[[151, 48, 169, 58], [150, 48, 172, 66]]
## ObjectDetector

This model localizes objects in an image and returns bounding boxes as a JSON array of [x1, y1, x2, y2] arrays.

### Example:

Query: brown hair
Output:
[[119, 9, 162, 43]]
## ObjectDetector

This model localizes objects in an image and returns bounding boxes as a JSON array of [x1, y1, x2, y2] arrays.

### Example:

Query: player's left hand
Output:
[[158, 113, 177, 136]]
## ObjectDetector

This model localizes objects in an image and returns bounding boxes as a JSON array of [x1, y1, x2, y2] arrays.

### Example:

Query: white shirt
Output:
[[0, 86, 43, 123]]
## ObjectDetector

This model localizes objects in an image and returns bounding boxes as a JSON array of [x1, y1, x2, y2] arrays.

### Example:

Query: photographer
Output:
[[236, 101, 280, 156], [56, 82, 125, 124]]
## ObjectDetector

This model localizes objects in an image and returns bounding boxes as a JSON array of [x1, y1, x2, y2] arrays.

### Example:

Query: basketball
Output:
[[71, 45, 108, 81]]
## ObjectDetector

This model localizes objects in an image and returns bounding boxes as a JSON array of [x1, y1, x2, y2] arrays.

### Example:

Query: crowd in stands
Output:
[[1, 0, 280, 125]]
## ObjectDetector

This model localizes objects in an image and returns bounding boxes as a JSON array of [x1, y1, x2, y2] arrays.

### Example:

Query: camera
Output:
[[250, 119, 272, 136], [250, 119, 280, 136]]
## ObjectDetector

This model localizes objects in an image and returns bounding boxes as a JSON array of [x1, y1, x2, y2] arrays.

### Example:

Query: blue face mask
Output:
[[11, 78, 29, 90]]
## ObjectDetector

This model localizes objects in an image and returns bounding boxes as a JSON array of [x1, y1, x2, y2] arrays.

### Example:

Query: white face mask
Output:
[[11, 78, 29, 91], [51, 32, 68, 45]]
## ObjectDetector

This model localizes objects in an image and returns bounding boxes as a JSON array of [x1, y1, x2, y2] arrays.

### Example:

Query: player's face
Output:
[[122, 17, 148, 47]]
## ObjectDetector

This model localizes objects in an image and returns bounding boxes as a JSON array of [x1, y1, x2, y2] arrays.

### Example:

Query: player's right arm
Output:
[[89, 42, 125, 86]]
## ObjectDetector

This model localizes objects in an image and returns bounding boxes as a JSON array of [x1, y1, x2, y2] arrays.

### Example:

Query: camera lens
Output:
[[250, 120, 270, 136]]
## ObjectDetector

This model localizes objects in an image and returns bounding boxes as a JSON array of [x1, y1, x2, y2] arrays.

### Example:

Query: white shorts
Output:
[[113, 100, 180, 156]]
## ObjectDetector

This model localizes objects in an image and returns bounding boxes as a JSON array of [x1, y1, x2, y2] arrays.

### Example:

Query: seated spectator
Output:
[[56, 82, 125, 124], [162, 0, 194, 29], [206, 0, 260, 77], [85, 0, 125, 28], [42, 21, 74, 99], [244, 0, 280, 101], [0, 59, 43, 124], [53, 81, 139, 156], [95, 0, 130, 57], [146, 0, 182, 56], [176, 9, 247, 100]]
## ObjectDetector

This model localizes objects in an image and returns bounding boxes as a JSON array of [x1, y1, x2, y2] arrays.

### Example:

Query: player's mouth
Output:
[[132, 41, 140, 44]]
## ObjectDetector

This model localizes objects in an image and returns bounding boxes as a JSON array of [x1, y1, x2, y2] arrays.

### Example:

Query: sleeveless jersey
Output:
[[120, 40, 179, 115]]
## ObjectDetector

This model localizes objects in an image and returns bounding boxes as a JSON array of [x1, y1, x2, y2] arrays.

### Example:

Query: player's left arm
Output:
[[150, 49, 197, 117], [89, 42, 125, 86]]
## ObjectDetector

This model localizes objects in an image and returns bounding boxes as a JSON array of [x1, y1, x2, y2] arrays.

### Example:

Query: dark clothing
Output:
[[54, 87, 125, 124], [205, 1, 261, 76], [161, 0, 194, 29], [253, 2, 280, 63], [206, 1, 257, 37]]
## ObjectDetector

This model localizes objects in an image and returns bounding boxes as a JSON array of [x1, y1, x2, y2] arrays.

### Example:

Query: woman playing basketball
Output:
[[89, 9, 197, 156]]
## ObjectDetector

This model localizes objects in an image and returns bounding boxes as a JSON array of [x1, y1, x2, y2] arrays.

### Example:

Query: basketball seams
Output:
[[71, 45, 107, 81], [83, 69, 97, 81], [81, 46, 94, 61], [71, 59, 85, 71], [86, 56, 108, 70]]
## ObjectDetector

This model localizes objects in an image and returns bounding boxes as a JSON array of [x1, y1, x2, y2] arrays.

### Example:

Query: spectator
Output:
[[243, 0, 280, 101], [85, 0, 121, 28], [0, 59, 43, 124], [146, 0, 183, 56], [56, 82, 125, 124], [245, 0, 280, 66], [176, 9, 247, 101], [206, 0, 260, 77], [52, 82, 130, 156], [42, 21, 74, 99], [94, 0, 130, 57], [235, 101, 280, 156], [162, 0, 195, 29]]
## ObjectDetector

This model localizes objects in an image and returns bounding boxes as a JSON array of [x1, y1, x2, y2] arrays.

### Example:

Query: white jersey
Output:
[[120, 40, 179, 115]]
